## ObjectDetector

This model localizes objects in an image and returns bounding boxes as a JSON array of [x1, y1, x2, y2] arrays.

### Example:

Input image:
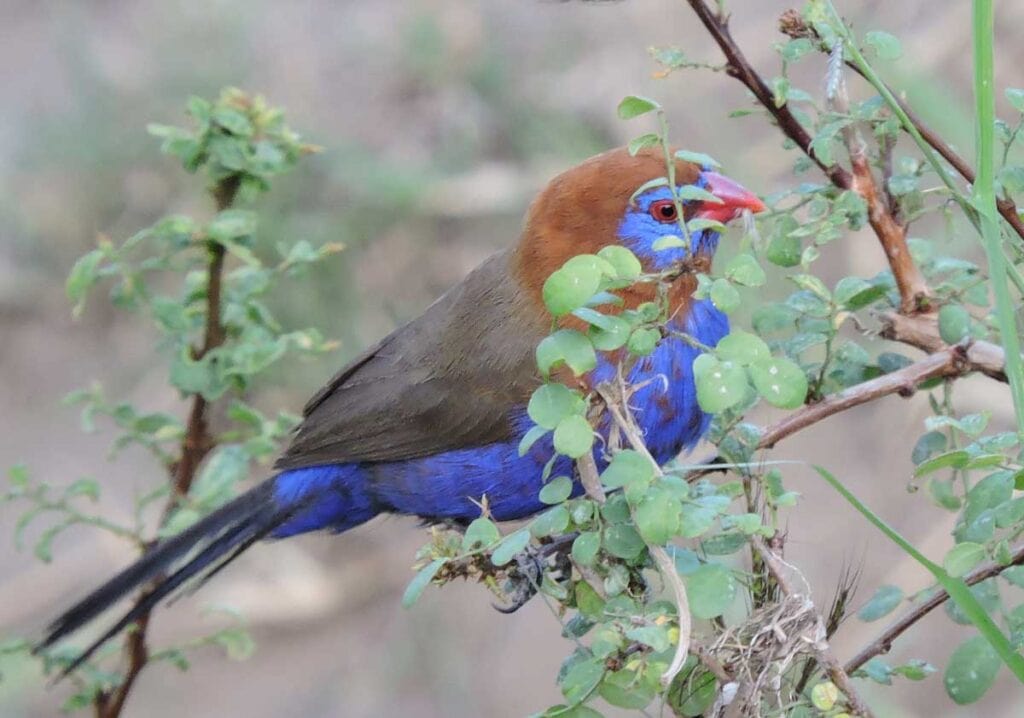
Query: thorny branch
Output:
[[844, 541, 1024, 675], [93, 176, 239, 718]]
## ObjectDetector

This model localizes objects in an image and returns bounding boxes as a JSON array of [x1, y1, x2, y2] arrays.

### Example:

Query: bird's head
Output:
[[515, 146, 765, 308]]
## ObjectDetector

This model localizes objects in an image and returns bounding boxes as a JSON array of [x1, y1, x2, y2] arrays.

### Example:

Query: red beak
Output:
[[695, 171, 767, 223]]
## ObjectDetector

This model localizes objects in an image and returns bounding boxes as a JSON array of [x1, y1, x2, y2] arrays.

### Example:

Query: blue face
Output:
[[616, 174, 721, 271]]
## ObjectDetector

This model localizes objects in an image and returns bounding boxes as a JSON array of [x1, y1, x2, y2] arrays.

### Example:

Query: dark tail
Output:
[[35, 480, 309, 678]]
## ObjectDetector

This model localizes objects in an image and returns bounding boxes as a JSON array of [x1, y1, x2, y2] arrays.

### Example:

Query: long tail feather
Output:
[[35, 480, 305, 675]]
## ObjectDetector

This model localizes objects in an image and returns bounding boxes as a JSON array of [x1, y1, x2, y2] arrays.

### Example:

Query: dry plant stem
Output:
[[751, 538, 875, 718], [93, 177, 239, 718], [686, 0, 930, 314], [584, 382, 693, 689], [827, 46, 930, 312], [842, 59, 1024, 242], [879, 312, 1007, 382], [845, 541, 1024, 675], [758, 346, 968, 450]]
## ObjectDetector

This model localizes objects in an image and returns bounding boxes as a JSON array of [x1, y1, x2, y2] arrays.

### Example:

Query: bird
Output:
[[36, 146, 765, 672]]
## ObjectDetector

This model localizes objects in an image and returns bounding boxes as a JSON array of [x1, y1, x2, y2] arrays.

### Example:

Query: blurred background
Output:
[[1, 1, 1022, 716]]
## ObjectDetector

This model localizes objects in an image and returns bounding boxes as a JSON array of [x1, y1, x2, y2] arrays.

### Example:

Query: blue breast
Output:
[[271, 299, 728, 535]]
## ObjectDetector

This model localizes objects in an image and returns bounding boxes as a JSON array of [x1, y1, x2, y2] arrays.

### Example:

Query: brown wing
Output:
[[274, 250, 547, 470]]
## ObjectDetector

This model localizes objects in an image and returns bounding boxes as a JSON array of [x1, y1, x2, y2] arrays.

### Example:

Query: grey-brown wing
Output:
[[274, 250, 546, 470]]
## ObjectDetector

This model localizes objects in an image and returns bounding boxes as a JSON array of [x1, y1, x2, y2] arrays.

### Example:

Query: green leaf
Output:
[[944, 543, 986, 577], [402, 558, 446, 608], [858, 584, 903, 621], [554, 415, 594, 459], [491, 529, 531, 566], [938, 304, 972, 344], [572, 531, 601, 566], [518, 425, 548, 457], [810, 681, 838, 710], [865, 30, 903, 60], [709, 278, 740, 313], [601, 450, 654, 489], [575, 581, 606, 620], [723, 254, 766, 287], [207, 209, 258, 243], [561, 657, 605, 705], [528, 384, 583, 430], [715, 331, 770, 366], [749, 356, 807, 409], [462, 517, 501, 551], [531, 505, 570, 537], [914, 450, 971, 477], [540, 476, 574, 505], [653, 234, 688, 252], [543, 263, 602, 317], [617, 95, 661, 119], [212, 627, 256, 661], [603, 524, 646, 559], [944, 635, 1000, 705], [686, 562, 736, 619], [537, 330, 597, 377], [676, 184, 722, 204], [679, 503, 717, 538], [66, 249, 105, 314], [1006, 87, 1024, 113], [674, 149, 721, 169], [790, 273, 831, 300], [599, 668, 655, 709], [635, 491, 683, 544], [693, 354, 748, 413], [628, 133, 660, 156], [767, 232, 801, 267], [596, 245, 642, 279], [627, 327, 660, 356], [912, 431, 948, 465], [589, 316, 632, 351], [190, 444, 249, 507], [625, 625, 671, 652]]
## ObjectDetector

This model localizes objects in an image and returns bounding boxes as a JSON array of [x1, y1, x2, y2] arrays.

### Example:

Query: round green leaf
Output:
[[709, 278, 741, 314], [724, 253, 766, 287], [693, 355, 748, 413], [943, 542, 986, 577], [715, 331, 770, 366], [939, 304, 972, 344], [536, 329, 597, 377], [589, 315, 632, 351], [749, 357, 808, 409], [603, 524, 646, 559], [865, 30, 903, 60], [561, 657, 605, 705], [635, 492, 683, 545], [767, 232, 801, 267], [601, 449, 655, 489], [461, 517, 501, 551], [857, 584, 904, 622], [531, 505, 570, 538], [597, 245, 642, 279], [542, 263, 602, 316], [527, 383, 583, 430], [490, 529, 531, 566], [572, 531, 601, 566], [686, 562, 736, 619], [944, 635, 1000, 705], [617, 95, 660, 119], [627, 327, 660, 356], [679, 504, 717, 538], [402, 558, 446, 608], [539, 476, 574, 505], [554, 415, 594, 459]]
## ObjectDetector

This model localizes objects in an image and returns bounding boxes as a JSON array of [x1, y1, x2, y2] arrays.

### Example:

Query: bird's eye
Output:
[[649, 199, 678, 223]]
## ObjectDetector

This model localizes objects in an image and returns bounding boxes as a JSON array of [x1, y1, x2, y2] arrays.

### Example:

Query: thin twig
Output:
[[752, 537, 875, 718], [93, 176, 239, 718], [758, 346, 968, 450], [844, 541, 1024, 675]]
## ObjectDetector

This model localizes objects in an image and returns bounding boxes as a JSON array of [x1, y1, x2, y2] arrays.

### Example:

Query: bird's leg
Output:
[[492, 533, 576, 614]]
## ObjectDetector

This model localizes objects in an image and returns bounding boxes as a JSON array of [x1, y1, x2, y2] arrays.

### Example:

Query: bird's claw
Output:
[[492, 535, 573, 614]]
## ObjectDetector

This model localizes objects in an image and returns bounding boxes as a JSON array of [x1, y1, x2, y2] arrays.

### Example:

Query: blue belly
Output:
[[272, 299, 728, 534]]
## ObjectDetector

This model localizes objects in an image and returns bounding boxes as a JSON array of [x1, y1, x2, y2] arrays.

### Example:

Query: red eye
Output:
[[649, 199, 678, 223]]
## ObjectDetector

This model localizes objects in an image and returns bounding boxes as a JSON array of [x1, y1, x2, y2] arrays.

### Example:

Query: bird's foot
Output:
[[492, 533, 575, 614]]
